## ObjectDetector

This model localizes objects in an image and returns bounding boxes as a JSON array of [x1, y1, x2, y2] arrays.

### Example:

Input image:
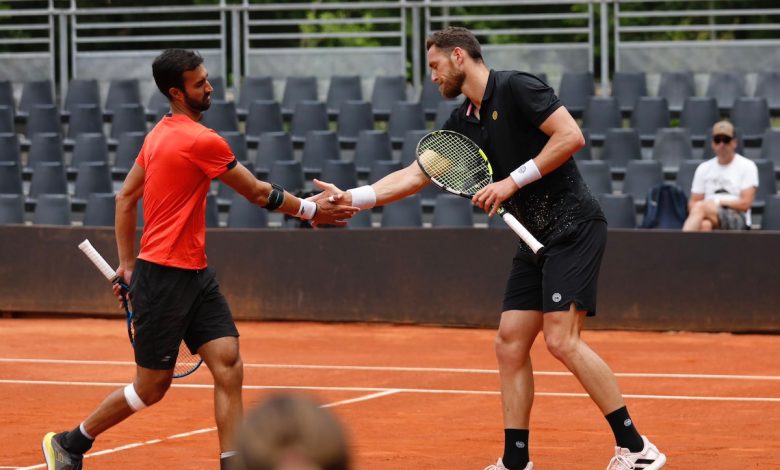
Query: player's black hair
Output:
[[152, 49, 204, 99], [425, 26, 483, 62]]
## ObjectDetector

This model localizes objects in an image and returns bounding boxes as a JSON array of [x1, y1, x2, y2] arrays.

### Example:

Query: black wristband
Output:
[[265, 183, 285, 211]]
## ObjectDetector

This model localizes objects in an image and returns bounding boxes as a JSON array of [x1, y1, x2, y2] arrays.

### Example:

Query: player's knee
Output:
[[213, 352, 243, 387], [544, 332, 577, 362], [134, 376, 172, 406], [701, 219, 714, 231], [494, 332, 530, 366]]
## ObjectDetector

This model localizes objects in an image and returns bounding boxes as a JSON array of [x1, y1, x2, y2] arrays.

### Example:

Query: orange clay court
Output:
[[1, 318, 779, 469]]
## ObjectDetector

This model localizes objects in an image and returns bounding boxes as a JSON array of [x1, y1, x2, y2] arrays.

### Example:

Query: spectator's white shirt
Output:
[[691, 153, 759, 224]]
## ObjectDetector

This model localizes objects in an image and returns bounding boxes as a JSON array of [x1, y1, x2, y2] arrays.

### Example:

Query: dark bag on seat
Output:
[[641, 183, 689, 229]]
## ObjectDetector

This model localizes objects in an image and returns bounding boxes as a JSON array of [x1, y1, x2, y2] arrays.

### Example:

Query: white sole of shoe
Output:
[[645, 453, 667, 469]]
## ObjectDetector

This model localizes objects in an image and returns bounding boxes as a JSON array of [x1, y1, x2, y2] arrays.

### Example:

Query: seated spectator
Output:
[[683, 120, 758, 231], [232, 394, 350, 470]]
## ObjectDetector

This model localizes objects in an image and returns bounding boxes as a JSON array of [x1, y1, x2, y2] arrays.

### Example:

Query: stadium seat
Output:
[[611, 71, 647, 116], [760, 195, 780, 230], [759, 129, 780, 170], [388, 101, 426, 146], [432, 193, 473, 227], [0, 106, 13, 133], [576, 160, 612, 196], [326, 75, 362, 116], [631, 97, 670, 143], [754, 70, 780, 115], [354, 130, 393, 175], [281, 76, 318, 117], [74, 161, 113, 203], [675, 159, 703, 199], [434, 100, 461, 129], [582, 96, 621, 143], [381, 194, 422, 228], [336, 100, 374, 145], [82, 192, 116, 227], [0, 133, 21, 165], [113, 131, 146, 176], [622, 160, 664, 207], [25, 104, 61, 139], [200, 100, 239, 133], [146, 90, 169, 119], [237, 76, 274, 117], [64, 79, 100, 116], [320, 160, 358, 191], [730, 97, 770, 144], [0, 81, 13, 114], [599, 193, 636, 228], [400, 129, 429, 166], [420, 76, 450, 118], [754, 159, 777, 207], [227, 191, 268, 229], [105, 79, 142, 117], [651, 128, 693, 172], [220, 131, 248, 164], [110, 104, 147, 141], [346, 209, 372, 229], [255, 131, 294, 177], [18, 79, 55, 119], [205, 193, 219, 228], [71, 133, 109, 169], [289, 100, 329, 143], [0, 193, 24, 225], [657, 71, 694, 114], [370, 75, 407, 119], [0, 161, 23, 195], [267, 160, 304, 195], [66, 104, 104, 142], [32, 194, 72, 226], [573, 128, 592, 160], [302, 130, 340, 175], [680, 97, 719, 145], [245, 100, 283, 145], [600, 128, 642, 173], [208, 76, 226, 101], [26, 133, 64, 169], [557, 72, 595, 117], [368, 160, 402, 184], [705, 71, 745, 114]]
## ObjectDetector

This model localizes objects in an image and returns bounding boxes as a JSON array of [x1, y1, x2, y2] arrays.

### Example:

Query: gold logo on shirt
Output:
[[492, 110, 498, 120]]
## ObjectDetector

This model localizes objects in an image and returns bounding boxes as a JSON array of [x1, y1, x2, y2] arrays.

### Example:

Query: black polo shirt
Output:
[[442, 69, 604, 248]]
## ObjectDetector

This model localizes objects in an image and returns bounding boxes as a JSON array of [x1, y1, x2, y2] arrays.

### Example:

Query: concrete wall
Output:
[[0, 226, 777, 332]]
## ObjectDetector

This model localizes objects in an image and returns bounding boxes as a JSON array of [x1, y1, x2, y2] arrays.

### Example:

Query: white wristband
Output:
[[296, 199, 318, 220], [347, 185, 376, 210], [510, 159, 542, 189]]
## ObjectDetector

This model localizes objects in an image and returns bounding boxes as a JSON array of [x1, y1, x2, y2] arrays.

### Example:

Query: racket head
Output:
[[416, 130, 493, 197], [173, 344, 203, 378]]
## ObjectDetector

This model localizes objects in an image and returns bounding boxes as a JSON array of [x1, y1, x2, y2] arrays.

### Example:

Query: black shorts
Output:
[[129, 259, 239, 370], [502, 219, 607, 316]]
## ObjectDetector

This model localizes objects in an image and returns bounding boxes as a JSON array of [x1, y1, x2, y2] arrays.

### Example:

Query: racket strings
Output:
[[418, 133, 491, 194]]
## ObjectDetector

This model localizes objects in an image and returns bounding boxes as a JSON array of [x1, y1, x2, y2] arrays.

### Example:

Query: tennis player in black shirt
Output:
[[313, 27, 666, 470]]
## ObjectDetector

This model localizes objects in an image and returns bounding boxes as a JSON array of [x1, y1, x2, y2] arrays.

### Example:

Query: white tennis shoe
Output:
[[483, 458, 533, 470], [606, 435, 666, 470]]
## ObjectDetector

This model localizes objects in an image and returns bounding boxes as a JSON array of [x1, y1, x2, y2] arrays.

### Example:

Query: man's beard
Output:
[[185, 90, 211, 112], [439, 69, 465, 99]]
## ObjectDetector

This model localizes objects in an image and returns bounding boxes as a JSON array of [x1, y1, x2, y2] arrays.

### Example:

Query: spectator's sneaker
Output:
[[606, 435, 666, 470], [42, 432, 83, 470], [483, 458, 534, 470]]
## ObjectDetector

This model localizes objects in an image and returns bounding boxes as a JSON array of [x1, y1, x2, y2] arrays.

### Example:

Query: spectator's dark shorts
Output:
[[129, 259, 238, 370], [718, 207, 749, 230], [502, 219, 607, 316]]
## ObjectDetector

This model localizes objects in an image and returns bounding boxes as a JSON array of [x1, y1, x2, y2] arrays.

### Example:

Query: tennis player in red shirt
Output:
[[42, 49, 358, 470]]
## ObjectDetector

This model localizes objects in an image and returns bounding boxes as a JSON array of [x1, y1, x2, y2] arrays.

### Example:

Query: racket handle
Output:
[[500, 212, 544, 254], [78, 239, 119, 283]]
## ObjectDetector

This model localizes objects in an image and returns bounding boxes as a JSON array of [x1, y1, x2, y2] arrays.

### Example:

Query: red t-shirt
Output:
[[135, 114, 235, 269]]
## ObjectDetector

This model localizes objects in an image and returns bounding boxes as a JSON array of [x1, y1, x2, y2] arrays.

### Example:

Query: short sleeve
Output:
[[742, 161, 759, 190], [690, 164, 705, 195], [134, 138, 148, 169], [190, 130, 237, 179], [508, 73, 561, 127]]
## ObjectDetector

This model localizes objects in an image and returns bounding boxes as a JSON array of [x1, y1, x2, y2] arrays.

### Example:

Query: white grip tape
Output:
[[78, 239, 117, 282], [501, 212, 544, 254], [123, 383, 147, 411]]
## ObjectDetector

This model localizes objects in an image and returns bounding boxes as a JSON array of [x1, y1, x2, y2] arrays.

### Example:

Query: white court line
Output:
[[1, 357, 779, 381], [14, 389, 401, 470], [1, 379, 779, 403]]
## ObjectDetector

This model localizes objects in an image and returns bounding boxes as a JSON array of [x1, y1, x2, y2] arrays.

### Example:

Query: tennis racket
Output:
[[416, 130, 544, 253], [78, 239, 203, 378]]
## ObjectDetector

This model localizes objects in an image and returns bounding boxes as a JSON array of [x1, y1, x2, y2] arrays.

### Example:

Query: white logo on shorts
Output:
[[552, 293, 562, 302], [515, 441, 526, 449], [624, 418, 632, 427]]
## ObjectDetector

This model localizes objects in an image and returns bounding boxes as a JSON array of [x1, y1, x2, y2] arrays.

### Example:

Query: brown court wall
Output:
[[0, 225, 777, 332]]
